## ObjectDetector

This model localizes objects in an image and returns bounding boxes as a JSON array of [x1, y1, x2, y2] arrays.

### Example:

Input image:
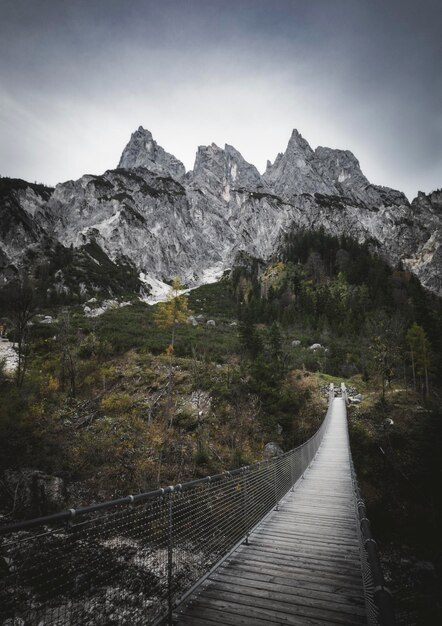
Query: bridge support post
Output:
[[167, 491, 174, 625], [274, 463, 279, 511], [290, 452, 295, 492], [244, 470, 249, 545]]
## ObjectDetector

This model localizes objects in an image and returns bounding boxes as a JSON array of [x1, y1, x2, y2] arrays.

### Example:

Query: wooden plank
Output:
[[272, 512, 358, 527], [210, 571, 366, 611], [250, 531, 361, 554], [254, 527, 360, 548], [261, 520, 359, 538], [180, 595, 359, 626], [223, 556, 366, 590], [239, 544, 363, 574], [174, 612, 230, 626], [213, 563, 365, 599], [175, 605, 272, 626], [203, 578, 366, 617], [197, 588, 367, 625], [224, 558, 366, 591]]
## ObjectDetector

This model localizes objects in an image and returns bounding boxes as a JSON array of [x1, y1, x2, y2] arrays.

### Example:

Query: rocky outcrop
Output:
[[314, 146, 408, 208], [264, 129, 334, 197], [0, 179, 53, 276], [263, 129, 409, 209], [264, 442, 283, 457], [402, 190, 442, 294], [118, 126, 185, 179], [1, 469, 66, 517], [45, 168, 228, 290], [190, 142, 266, 199], [0, 129, 440, 299]]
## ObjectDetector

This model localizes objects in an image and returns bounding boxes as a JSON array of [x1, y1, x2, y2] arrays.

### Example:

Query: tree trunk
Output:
[[171, 321, 176, 349], [424, 362, 430, 397], [410, 347, 416, 390]]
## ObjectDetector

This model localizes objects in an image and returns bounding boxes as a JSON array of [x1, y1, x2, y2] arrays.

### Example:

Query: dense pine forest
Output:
[[232, 228, 441, 387]]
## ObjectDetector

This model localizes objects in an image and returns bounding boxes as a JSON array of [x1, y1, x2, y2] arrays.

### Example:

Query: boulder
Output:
[[264, 442, 283, 457], [291, 339, 301, 347], [309, 343, 322, 350], [2, 469, 67, 517], [187, 315, 198, 326], [206, 319, 216, 327]]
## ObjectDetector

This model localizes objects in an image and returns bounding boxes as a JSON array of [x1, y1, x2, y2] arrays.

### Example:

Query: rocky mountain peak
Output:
[[190, 142, 264, 198], [314, 145, 410, 207], [286, 128, 314, 154], [263, 129, 334, 197], [314, 146, 362, 175], [118, 126, 186, 179], [314, 146, 369, 199]]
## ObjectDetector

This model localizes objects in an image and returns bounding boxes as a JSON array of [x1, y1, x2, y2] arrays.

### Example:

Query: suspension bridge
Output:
[[0, 384, 395, 625]]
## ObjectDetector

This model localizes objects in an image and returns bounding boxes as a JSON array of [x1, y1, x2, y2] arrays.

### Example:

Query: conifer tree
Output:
[[367, 312, 404, 399], [406, 322, 432, 396], [153, 278, 190, 426], [153, 277, 190, 351], [0, 276, 36, 388]]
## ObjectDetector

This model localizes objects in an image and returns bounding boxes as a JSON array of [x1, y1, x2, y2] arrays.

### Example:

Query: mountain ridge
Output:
[[0, 127, 440, 300]]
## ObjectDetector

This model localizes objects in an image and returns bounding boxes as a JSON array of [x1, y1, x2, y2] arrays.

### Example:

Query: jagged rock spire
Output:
[[118, 126, 186, 178]]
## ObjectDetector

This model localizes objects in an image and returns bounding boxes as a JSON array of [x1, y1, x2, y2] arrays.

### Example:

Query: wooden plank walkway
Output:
[[175, 397, 367, 625]]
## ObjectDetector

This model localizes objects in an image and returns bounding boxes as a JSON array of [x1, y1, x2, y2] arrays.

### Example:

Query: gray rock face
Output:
[[402, 190, 442, 294], [264, 130, 409, 209], [118, 126, 186, 179], [264, 129, 333, 197], [190, 142, 266, 199], [0, 128, 441, 298], [264, 442, 284, 457], [0, 180, 53, 274], [2, 469, 66, 516], [313, 146, 406, 207]]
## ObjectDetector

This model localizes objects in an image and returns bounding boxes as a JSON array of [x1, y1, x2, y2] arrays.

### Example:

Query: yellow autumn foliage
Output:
[[100, 392, 132, 414]]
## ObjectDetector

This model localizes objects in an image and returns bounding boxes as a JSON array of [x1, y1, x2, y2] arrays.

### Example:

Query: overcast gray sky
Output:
[[0, 0, 441, 199]]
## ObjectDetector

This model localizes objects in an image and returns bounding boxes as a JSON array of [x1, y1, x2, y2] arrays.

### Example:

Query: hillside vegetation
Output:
[[0, 228, 441, 622], [0, 282, 327, 511]]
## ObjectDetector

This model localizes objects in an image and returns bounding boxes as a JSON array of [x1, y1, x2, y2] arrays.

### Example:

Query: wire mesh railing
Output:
[[0, 385, 335, 626], [345, 382, 396, 626], [351, 469, 396, 626]]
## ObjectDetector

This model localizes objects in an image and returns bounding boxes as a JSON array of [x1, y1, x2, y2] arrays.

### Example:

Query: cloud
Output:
[[0, 0, 440, 199]]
